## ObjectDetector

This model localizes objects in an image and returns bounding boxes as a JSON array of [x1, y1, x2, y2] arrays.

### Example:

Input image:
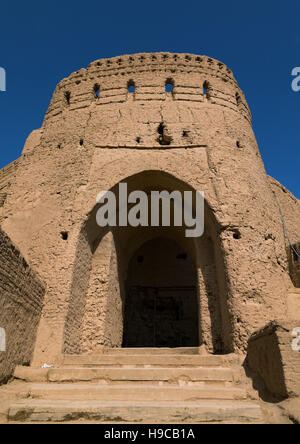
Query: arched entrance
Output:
[[63, 170, 234, 355], [123, 237, 199, 347]]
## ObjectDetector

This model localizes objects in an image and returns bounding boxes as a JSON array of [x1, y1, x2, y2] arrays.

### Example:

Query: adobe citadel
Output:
[[0, 52, 299, 424]]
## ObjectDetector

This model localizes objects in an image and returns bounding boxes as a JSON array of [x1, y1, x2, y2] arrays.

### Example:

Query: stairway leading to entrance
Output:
[[7, 348, 263, 423]]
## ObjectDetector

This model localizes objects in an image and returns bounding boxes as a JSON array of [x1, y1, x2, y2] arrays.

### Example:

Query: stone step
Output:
[[102, 347, 201, 355], [15, 366, 234, 384], [62, 354, 225, 368], [47, 367, 234, 384], [28, 383, 247, 401], [8, 400, 263, 423]]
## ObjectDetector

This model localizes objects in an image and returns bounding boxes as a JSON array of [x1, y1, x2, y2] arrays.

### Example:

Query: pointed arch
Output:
[[63, 170, 234, 355]]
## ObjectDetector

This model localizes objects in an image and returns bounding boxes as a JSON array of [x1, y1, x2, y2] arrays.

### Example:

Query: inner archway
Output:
[[123, 237, 199, 348]]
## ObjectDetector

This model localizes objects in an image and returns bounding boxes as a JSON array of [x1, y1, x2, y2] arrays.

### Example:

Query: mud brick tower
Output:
[[0, 54, 299, 424]]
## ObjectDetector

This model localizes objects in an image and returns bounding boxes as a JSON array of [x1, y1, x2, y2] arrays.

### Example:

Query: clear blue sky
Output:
[[0, 0, 299, 197]]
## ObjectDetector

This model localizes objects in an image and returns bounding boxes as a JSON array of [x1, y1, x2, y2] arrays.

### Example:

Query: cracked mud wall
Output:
[[0, 228, 45, 383]]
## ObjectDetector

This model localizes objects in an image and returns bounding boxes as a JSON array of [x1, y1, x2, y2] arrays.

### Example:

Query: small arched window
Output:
[[127, 80, 135, 94], [94, 84, 100, 99], [64, 91, 71, 105], [165, 78, 174, 94], [236, 92, 242, 109], [203, 81, 211, 101]]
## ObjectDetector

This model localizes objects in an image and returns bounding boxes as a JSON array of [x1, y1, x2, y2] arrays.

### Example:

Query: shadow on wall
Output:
[[0, 229, 45, 384], [287, 242, 300, 288], [122, 237, 199, 348], [245, 320, 300, 401]]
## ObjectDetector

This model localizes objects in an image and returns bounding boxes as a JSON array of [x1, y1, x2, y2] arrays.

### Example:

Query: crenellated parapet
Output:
[[44, 53, 251, 125]]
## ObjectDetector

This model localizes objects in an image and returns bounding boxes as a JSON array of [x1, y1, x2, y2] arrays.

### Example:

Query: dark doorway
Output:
[[122, 237, 199, 347]]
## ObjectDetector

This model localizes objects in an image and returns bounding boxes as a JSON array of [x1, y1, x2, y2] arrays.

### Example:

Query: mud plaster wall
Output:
[[269, 177, 300, 287], [246, 321, 300, 399], [0, 228, 45, 383], [0, 53, 295, 363], [0, 159, 19, 215], [269, 177, 300, 245]]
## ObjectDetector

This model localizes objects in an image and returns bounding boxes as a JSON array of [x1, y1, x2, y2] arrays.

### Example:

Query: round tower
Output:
[[2, 53, 291, 364]]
